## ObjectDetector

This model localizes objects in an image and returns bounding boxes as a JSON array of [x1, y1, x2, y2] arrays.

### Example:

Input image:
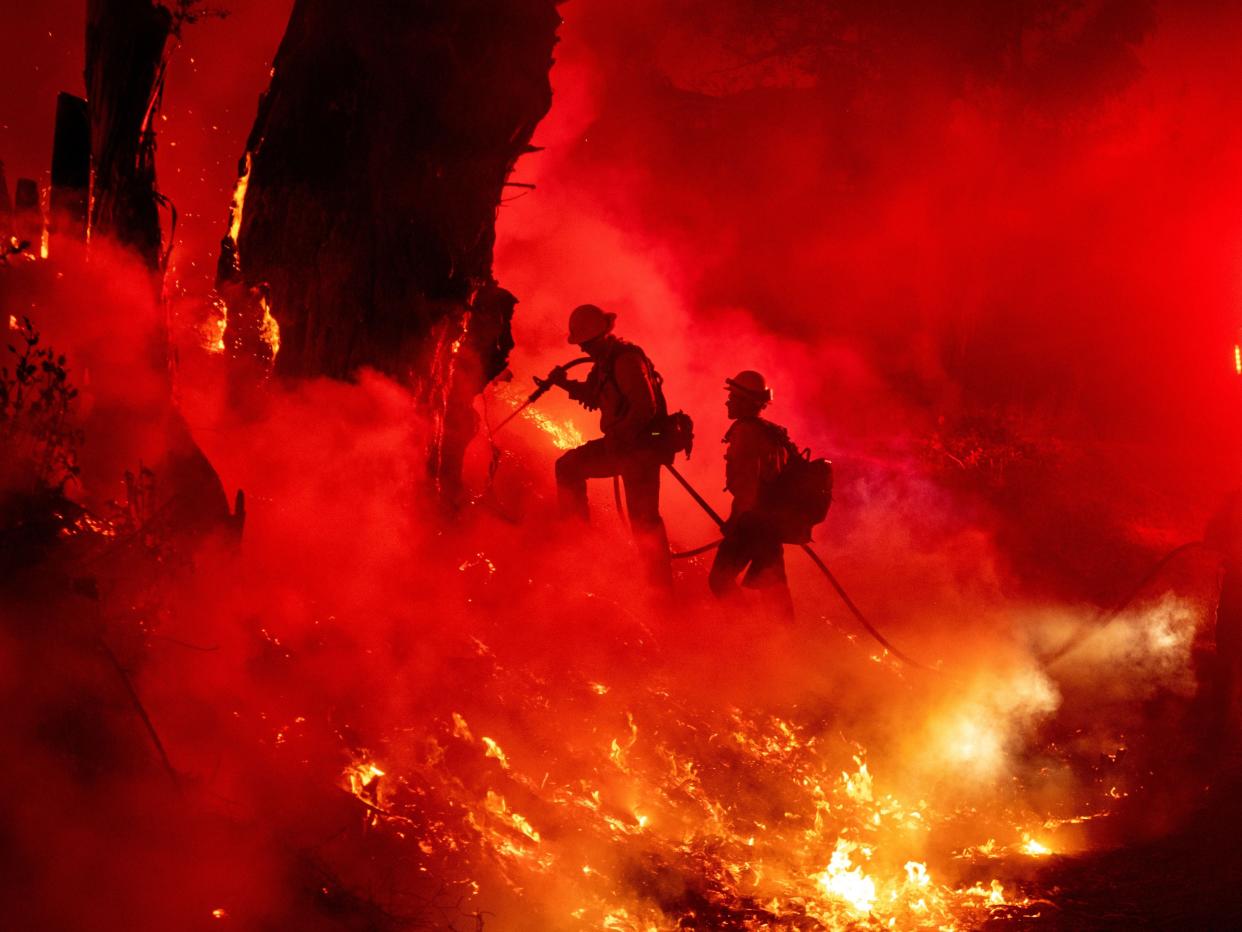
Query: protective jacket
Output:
[[565, 337, 662, 451], [723, 416, 789, 520]]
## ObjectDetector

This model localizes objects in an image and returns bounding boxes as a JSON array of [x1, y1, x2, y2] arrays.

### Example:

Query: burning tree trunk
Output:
[[220, 0, 559, 497]]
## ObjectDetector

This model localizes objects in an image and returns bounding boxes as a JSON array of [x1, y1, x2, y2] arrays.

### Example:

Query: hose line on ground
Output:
[[663, 462, 938, 672], [1040, 540, 1210, 667]]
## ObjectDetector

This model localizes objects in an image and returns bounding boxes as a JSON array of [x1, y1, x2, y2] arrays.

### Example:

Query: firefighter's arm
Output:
[[544, 365, 591, 404], [562, 378, 592, 405], [607, 351, 659, 449]]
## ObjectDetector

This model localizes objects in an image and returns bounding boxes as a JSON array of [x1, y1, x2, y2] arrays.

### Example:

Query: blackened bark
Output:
[[0, 161, 12, 242], [13, 179, 41, 251], [85, 0, 173, 271], [50, 93, 91, 247], [81, 0, 233, 538], [222, 0, 559, 495]]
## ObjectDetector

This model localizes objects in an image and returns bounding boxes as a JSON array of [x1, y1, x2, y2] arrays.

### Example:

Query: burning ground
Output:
[[4, 0, 1242, 929], [1, 270, 1237, 929]]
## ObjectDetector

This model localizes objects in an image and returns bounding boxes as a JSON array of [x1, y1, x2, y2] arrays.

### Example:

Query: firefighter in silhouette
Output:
[[708, 371, 795, 621], [544, 304, 673, 587]]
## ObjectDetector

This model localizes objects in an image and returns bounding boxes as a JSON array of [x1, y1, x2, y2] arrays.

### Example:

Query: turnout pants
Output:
[[709, 511, 794, 621], [555, 438, 673, 588]]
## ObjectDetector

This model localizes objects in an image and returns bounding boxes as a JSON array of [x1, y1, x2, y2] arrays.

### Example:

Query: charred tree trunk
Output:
[[13, 179, 41, 253], [50, 93, 91, 249], [85, 0, 173, 272], [221, 0, 559, 498], [80, 0, 232, 538], [0, 161, 12, 244]]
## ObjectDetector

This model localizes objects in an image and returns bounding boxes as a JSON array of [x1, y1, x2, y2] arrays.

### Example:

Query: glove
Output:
[[546, 364, 570, 388]]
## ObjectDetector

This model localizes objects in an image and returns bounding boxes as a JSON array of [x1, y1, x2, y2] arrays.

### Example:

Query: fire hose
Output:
[[492, 357, 593, 434], [491, 365, 935, 671], [494, 371, 1214, 676], [1039, 540, 1209, 667], [482, 358, 593, 505], [663, 462, 938, 673]]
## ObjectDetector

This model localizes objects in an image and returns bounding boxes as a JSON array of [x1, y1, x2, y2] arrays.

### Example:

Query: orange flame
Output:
[[228, 153, 252, 244]]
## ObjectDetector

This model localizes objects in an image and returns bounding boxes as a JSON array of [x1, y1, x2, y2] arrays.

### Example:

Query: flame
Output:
[[343, 755, 385, 805], [228, 153, 252, 243], [521, 406, 583, 450], [202, 293, 228, 354], [814, 839, 877, 915], [484, 791, 541, 844], [323, 670, 1087, 927], [1021, 833, 1052, 857], [258, 292, 281, 359], [210, 908, 228, 920], [1235, 343, 1241, 375], [842, 756, 874, 803], [481, 736, 510, 769]]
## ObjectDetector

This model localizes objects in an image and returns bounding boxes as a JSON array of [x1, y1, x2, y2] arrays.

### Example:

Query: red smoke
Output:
[[3, 1, 1242, 928], [494, 0, 1242, 602]]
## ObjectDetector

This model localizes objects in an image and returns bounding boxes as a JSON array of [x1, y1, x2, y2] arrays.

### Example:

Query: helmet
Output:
[[725, 370, 772, 404], [567, 304, 616, 345]]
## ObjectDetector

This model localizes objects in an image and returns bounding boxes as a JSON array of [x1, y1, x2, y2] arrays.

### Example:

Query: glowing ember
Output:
[[343, 755, 385, 804], [483, 790, 541, 844], [481, 736, 510, 769], [211, 907, 228, 919]]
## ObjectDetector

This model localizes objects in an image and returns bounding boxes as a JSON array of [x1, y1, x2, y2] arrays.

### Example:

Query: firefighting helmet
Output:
[[725, 370, 772, 405], [567, 304, 616, 345]]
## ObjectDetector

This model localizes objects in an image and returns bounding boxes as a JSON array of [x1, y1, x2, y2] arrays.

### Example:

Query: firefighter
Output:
[[708, 370, 795, 621], [545, 304, 673, 588]]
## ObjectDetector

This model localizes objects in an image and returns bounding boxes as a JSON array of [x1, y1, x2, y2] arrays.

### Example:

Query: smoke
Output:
[[3, 0, 1241, 928], [497, 0, 1242, 603]]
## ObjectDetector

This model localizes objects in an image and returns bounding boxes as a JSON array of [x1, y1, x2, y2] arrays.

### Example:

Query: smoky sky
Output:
[[5, 0, 1242, 598]]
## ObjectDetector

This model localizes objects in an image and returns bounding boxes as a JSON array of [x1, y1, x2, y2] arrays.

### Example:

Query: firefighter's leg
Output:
[[555, 439, 614, 522], [622, 454, 673, 588], [740, 517, 795, 622], [709, 533, 750, 601], [750, 551, 794, 622]]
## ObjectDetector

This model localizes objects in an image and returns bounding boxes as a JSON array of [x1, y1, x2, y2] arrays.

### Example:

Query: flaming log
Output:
[[220, 0, 558, 495]]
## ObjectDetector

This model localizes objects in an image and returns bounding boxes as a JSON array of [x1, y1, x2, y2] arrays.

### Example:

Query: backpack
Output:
[[602, 342, 694, 462], [757, 421, 833, 543]]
